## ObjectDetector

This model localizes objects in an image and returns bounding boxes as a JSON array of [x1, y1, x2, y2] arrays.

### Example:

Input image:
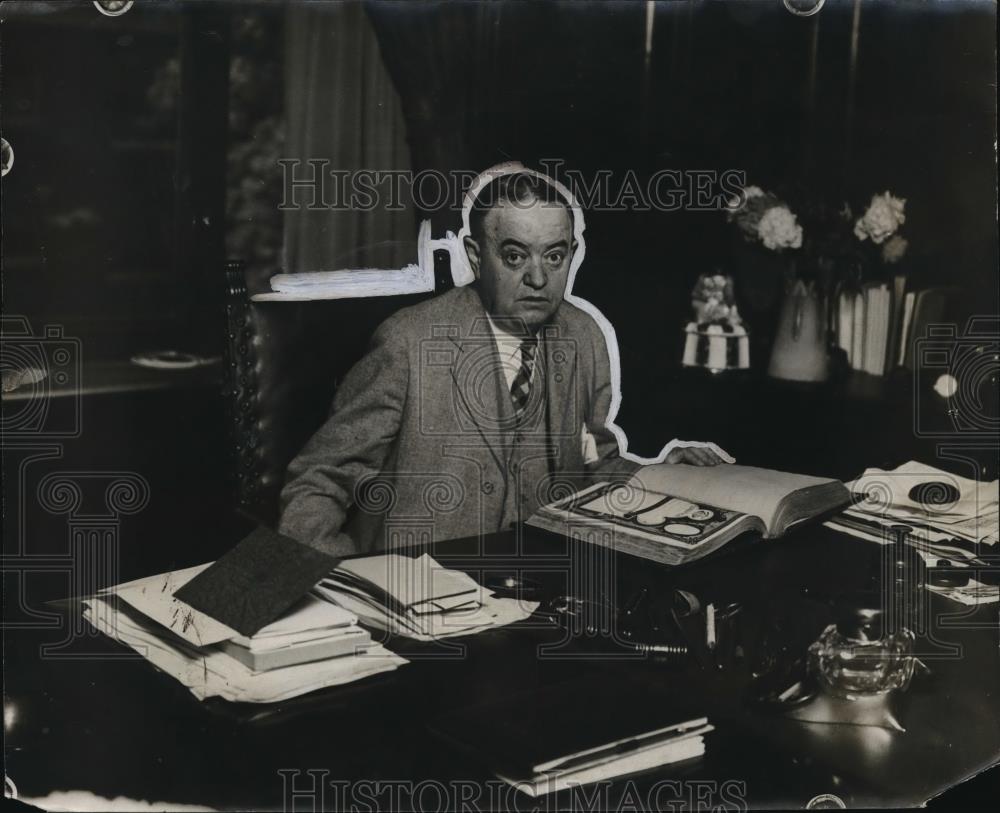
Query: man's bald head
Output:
[[468, 172, 575, 245]]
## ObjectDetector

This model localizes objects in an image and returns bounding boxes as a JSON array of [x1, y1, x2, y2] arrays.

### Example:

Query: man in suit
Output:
[[279, 168, 730, 554]]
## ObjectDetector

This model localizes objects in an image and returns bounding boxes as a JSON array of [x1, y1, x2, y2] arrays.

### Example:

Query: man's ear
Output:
[[463, 235, 481, 279]]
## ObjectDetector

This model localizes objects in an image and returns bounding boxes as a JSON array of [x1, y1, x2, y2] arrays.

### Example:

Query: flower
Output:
[[881, 234, 908, 264], [854, 191, 906, 244], [726, 184, 766, 211], [692, 273, 741, 326], [757, 205, 803, 251]]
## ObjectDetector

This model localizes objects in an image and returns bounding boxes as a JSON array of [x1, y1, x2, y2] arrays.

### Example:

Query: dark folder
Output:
[[175, 525, 341, 637]]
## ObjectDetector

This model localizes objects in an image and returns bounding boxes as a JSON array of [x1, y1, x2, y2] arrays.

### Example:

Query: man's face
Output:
[[464, 199, 576, 331]]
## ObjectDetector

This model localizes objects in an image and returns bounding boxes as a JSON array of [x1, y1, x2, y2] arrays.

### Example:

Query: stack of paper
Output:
[[825, 460, 999, 566], [500, 721, 712, 797], [84, 563, 406, 703], [219, 593, 373, 672], [314, 554, 538, 641]]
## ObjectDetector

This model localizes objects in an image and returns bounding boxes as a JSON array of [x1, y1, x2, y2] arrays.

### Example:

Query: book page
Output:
[[631, 464, 836, 534], [539, 481, 753, 549]]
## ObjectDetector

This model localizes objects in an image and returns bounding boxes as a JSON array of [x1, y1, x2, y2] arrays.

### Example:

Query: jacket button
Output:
[[481, 481, 495, 494]]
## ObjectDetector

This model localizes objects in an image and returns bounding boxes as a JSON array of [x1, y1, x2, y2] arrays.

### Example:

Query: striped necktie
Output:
[[509, 336, 538, 417]]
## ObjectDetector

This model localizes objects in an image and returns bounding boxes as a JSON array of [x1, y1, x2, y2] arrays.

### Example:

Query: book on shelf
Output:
[[837, 280, 956, 376], [886, 274, 907, 372], [526, 463, 850, 566], [900, 287, 957, 369]]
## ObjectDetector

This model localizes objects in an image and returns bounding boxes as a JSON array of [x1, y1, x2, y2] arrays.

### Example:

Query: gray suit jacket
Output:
[[278, 284, 639, 554]]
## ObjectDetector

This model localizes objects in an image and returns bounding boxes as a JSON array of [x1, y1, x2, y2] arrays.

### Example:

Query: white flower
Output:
[[726, 185, 766, 211], [854, 191, 906, 244], [757, 205, 803, 251], [881, 234, 908, 264]]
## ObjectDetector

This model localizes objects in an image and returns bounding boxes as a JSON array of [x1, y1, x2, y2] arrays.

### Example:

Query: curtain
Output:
[[283, 0, 414, 272]]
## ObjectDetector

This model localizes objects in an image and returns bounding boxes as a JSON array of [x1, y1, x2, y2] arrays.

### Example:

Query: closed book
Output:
[[851, 291, 865, 370], [219, 627, 371, 673], [862, 283, 889, 375], [897, 292, 916, 366], [885, 274, 907, 372], [902, 287, 958, 369], [874, 285, 890, 376], [837, 290, 854, 363]]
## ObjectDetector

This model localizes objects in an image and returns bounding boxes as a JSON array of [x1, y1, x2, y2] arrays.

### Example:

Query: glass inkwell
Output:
[[808, 603, 916, 699], [755, 592, 919, 732]]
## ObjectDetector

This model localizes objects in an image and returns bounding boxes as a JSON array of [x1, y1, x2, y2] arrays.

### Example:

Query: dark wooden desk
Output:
[[5, 526, 999, 811]]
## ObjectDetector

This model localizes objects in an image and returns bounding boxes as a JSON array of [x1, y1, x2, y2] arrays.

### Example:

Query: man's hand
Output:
[[664, 440, 735, 466]]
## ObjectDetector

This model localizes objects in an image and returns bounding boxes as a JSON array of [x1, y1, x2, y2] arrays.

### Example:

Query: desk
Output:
[[5, 525, 998, 811]]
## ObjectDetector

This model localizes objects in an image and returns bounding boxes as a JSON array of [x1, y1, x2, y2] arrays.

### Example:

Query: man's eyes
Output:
[[500, 250, 565, 267]]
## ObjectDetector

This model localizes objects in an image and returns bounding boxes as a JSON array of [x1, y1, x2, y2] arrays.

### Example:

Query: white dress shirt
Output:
[[485, 314, 599, 463]]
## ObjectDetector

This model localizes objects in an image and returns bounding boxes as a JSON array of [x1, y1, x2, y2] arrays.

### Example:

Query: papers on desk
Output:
[[314, 554, 539, 640], [83, 552, 535, 701], [825, 461, 999, 604], [107, 563, 238, 647], [825, 461, 997, 558], [84, 563, 406, 703], [925, 578, 999, 606]]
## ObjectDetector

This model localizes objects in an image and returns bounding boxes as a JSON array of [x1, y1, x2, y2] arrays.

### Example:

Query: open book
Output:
[[527, 464, 850, 565]]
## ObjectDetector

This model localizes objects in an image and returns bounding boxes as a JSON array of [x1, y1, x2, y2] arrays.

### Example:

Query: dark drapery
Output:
[[283, 0, 414, 273]]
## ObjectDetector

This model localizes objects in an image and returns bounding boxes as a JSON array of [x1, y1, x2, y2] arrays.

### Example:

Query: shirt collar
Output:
[[486, 314, 534, 347]]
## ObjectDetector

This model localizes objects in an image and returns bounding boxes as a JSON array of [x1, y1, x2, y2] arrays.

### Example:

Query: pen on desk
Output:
[[669, 606, 706, 670]]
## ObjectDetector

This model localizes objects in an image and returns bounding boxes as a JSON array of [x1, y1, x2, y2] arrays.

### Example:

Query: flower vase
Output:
[[733, 248, 789, 364], [767, 279, 830, 382]]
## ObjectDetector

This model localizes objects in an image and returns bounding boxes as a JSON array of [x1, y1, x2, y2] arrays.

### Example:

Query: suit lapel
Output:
[[446, 286, 512, 472], [544, 308, 578, 464], [444, 286, 577, 473]]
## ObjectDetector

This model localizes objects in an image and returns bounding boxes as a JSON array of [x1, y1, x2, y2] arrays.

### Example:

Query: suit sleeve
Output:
[[278, 317, 408, 555], [585, 317, 641, 481]]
